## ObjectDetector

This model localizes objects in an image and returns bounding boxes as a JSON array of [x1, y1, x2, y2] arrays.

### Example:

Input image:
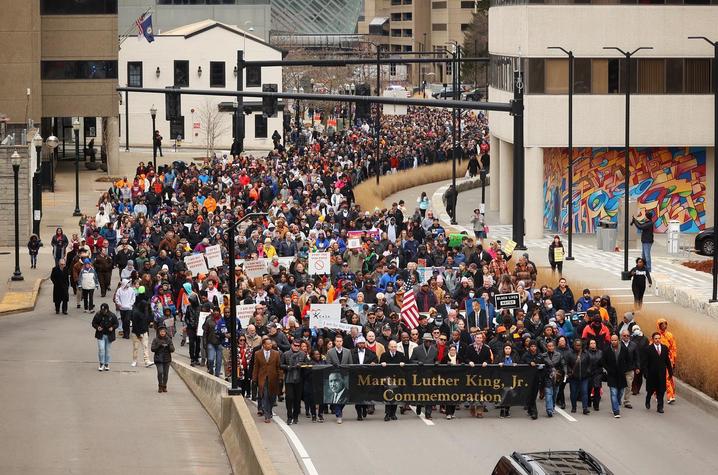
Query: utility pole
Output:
[[512, 69, 526, 250]]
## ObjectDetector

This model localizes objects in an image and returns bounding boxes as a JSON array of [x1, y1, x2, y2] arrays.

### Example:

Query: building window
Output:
[[174, 60, 189, 87], [391, 29, 402, 37], [461, 1, 475, 7], [170, 118, 184, 141], [246, 66, 262, 87], [461, 24, 471, 32], [402, 45, 413, 52], [432, 23, 447, 31], [41, 0, 117, 15], [127, 62, 142, 87], [545, 59, 568, 94], [210, 61, 225, 88], [391, 0, 401, 4], [685, 59, 711, 93], [402, 29, 413, 37], [41, 60, 118, 80], [528, 58, 544, 94], [637, 59, 665, 94], [391, 13, 401, 21], [403, 0, 412, 4], [432, 1, 447, 7], [390, 63, 397, 76], [255, 114, 268, 138], [574, 58, 592, 94], [666, 58, 684, 94], [607, 59, 620, 93], [402, 12, 412, 20]]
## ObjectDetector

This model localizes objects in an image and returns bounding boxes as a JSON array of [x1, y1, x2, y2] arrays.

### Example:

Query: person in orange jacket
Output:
[[657, 318, 677, 404]]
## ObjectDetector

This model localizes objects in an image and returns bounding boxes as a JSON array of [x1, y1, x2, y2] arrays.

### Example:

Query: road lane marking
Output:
[[410, 406, 435, 426], [555, 407, 577, 422]]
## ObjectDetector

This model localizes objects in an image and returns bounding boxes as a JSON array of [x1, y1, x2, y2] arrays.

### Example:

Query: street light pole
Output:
[[375, 44, 381, 185], [32, 133, 43, 238], [72, 118, 82, 217], [10, 151, 23, 281], [548, 46, 575, 260], [150, 105, 157, 170], [227, 212, 267, 396], [512, 67, 527, 251], [688, 36, 718, 302], [603, 46, 652, 280]]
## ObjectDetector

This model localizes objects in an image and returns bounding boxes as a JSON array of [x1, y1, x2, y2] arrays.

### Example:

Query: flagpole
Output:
[[119, 7, 152, 47]]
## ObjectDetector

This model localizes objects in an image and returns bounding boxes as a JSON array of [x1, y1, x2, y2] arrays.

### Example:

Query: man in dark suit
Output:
[[643, 331, 673, 413], [326, 335, 353, 423], [410, 333, 439, 419], [275, 294, 301, 323], [379, 339, 406, 421], [464, 332, 494, 417], [351, 336, 378, 420], [602, 334, 630, 418], [252, 336, 281, 423]]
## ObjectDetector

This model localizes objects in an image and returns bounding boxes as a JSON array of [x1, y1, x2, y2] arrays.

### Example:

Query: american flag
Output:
[[401, 281, 420, 329], [135, 14, 145, 39]]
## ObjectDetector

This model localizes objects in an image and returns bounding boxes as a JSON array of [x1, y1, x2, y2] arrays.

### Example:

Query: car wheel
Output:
[[701, 238, 715, 256]]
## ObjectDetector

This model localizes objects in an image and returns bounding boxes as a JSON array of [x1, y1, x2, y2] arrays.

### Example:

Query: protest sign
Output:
[[308, 252, 331, 275], [307, 304, 342, 328], [184, 254, 209, 276], [244, 259, 267, 279], [235, 304, 256, 328], [503, 239, 517, 255], [197, 311, 210, 337], [553, 247, 564, 262], [448, 233, 465, 248], [494, 292, 521, 310], [205, 245, 223, 268], [347, 238, 361, 249]]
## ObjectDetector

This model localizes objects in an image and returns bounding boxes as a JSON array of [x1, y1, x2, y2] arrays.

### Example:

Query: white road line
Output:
[[555, 407, 577, 422], [410, 406, 435, 426], [248, 399, 319, 475]]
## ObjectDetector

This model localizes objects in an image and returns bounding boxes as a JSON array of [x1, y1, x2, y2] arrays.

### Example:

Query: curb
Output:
[[0, 277, 46, 316], [675, 378, 718, 417]]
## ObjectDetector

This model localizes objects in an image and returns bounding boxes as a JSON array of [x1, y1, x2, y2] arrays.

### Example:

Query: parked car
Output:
[[432, 87, 462, 100], [695, 227, 715, 255], [491, 450, 613, 475], [463, 88, 484, 101]]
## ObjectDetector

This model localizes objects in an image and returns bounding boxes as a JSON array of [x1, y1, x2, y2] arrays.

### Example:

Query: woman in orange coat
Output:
[[657, 318, 677, 403]]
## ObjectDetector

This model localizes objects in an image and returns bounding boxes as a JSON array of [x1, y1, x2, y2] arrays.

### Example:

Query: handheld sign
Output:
[[494, 292, 521, 310], [553, 247, 564, 262], [503, 239, 517, 255], [307, 304, 342, 328], [205, 244, 223, 268], [184, 254, 209, 276], [308, 252, 331, 275], [244, 259, 267, 279], [235, 304, 256, 328]]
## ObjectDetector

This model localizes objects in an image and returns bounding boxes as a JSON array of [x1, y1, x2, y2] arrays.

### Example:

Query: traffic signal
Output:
[[354, 83, 371, 120], [165, 86, 181, 121], [262, 83, 278, 117]]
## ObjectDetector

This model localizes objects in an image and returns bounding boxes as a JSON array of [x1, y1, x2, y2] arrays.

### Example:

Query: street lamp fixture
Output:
[[603, 46, 653, 280], [197, 66, 202, 77], [547, 46, 576, 261], [72, 118, 82, 217], [10, 151, 23, 281], [156, 66, 160, 78], [150, 105, 158, 170]]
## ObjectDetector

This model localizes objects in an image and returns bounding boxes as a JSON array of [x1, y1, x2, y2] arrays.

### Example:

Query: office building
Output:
[[487, 1, 718, 239], [359, 0, 479, 85], [119, 20, 284, 151]]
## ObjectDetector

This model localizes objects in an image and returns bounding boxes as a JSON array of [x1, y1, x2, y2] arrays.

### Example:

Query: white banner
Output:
[[205, 244, 223, 269], [244, 258, 267, 279], [307, 304, 341, 328], [308, 252, 331, 275], [184, 254, 209, 276], [324, 321, 363, 333]]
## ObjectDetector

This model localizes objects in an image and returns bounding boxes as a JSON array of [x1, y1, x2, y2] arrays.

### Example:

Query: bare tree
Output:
[[196, 99, 228, 158]]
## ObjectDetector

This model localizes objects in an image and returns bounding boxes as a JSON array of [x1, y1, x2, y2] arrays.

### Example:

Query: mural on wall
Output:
[[544, 147, 706, 234]]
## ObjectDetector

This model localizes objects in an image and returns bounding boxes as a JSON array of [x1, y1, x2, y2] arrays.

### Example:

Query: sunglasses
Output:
[[439, 338, 447, 341]]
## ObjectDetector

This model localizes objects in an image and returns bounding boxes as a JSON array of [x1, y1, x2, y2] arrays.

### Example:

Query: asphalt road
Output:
[[0, 286, 231, 475]]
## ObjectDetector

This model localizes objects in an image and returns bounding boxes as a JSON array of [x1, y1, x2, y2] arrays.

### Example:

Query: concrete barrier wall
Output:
[[172, 360, 277, 475]]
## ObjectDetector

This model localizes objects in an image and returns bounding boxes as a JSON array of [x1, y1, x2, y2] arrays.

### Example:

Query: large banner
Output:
[[312, 365, 540, 407]]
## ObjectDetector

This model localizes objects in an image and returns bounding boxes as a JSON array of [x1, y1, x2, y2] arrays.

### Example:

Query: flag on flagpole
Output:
[[136, 13, 155, 43], [400, 281, 420, 330]]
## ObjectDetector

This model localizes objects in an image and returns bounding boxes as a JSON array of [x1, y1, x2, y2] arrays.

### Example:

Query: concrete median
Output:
[[171, 360, 277, 475]]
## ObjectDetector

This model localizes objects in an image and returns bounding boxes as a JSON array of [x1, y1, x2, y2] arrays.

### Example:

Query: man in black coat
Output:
[[51, 259, 70, 315], [351, 336, 378, 421], [602, 334, 630, 417], [379, 339, 406, 421], [643, 332, 673, 413], [410, 333, 439, 419]]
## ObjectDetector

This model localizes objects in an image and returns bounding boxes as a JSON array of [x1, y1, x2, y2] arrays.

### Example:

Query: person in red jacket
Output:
[[582, 311, 611, 351]]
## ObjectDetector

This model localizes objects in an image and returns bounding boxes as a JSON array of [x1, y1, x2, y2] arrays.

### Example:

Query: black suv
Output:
[[492, 450, 613, 475], [695, 227, 714, 256]]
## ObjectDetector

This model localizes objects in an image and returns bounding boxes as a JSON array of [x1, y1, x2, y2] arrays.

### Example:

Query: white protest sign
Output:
[[244, 258, 267, 279], [235, 304, 256, 328], [347, 238, 361, 249], [205, 244, 223, 269], [326, 321, 363, 333], [197, 311, 210, 337], [307, 304, 341, 328], [277, 256, 294, 269], [308, 252, 331, 275], [184, 254, 209, 276]]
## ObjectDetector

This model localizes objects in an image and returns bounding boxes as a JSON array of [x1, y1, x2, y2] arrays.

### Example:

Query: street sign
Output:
[[494, 292, 521, 310]]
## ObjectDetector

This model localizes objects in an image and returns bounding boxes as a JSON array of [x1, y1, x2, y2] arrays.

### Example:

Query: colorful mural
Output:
[[543, 147, 706, 234]]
